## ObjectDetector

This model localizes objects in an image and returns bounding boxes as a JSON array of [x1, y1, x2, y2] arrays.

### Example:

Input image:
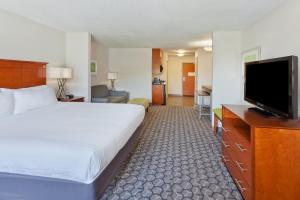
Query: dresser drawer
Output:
[[221, 144, 231, 166], [221, 131, 232, 151], [230, 161, 251, 200], [230, 150, 251, 186], [222, 126, 252, 186], [223, 123, 250, 148], [222, 147, 251, 200]]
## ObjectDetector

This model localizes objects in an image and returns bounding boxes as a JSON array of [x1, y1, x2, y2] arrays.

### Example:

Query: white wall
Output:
[[0, 10, 96, 101], [242, 0, 300, 109], [197, 49, 212, 90], [212, 31, 242, 111], [160, 52, 167, 81], [160, 51, 169, 97], [0, 9, 65, 88], [195, 48, 212, 105], [109, 48, 152, 100], [167, 55, 195, 96], [66, 32, 91, 101], [91, 40, 109, 86]]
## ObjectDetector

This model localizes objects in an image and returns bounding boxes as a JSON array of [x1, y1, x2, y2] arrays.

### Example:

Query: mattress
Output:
[[0, 102, 145, 184]]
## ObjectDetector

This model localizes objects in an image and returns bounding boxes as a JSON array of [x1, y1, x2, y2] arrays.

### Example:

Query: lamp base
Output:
[[57, 78, 67, 98], [110, 80, 116, 91]]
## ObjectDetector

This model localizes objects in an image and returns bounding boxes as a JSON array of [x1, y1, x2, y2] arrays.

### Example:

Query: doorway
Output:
[[163, 45, 212, 108], [182, 63, 195, 96]]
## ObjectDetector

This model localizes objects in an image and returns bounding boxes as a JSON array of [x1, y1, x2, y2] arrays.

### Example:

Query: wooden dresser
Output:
[[222, 105, 300, 200]]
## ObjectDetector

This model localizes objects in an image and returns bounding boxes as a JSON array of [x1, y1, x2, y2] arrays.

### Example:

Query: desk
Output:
[[197, 89, 211, 118]]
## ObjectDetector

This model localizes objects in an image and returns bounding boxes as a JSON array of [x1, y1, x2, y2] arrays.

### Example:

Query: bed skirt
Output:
[[0, 126, 142, 200]]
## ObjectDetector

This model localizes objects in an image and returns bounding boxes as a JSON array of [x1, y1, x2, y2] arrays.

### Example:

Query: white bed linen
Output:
[[0, 102, 145, 184]]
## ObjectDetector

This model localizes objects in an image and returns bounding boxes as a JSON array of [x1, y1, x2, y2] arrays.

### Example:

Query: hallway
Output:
[[167, 96, 195, 107]]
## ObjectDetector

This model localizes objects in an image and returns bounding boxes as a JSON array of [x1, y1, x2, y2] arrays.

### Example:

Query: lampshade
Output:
[[107, 72, 118, 80], [61, 68, 72, 78], [47, 67, 72, 79]]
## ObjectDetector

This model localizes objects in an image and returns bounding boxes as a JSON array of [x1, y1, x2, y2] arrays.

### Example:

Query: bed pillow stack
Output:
[[0, 85, 58, 115]]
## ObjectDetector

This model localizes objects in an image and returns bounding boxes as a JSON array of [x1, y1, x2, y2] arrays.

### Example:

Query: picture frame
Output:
[[90, 60, 97, 75], [242, 47, 261, 77]]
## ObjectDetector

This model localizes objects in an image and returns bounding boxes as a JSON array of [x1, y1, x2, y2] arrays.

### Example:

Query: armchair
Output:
[[91, 85, 129, 103]]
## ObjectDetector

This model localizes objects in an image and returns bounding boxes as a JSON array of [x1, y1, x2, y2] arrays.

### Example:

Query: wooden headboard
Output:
[[0, 59, 48, 89]]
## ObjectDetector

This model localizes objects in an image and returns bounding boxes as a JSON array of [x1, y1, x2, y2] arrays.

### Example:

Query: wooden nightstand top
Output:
[[58, 97, 85, 102]]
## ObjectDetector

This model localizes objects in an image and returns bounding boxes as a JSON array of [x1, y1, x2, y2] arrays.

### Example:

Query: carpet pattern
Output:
[[101, 106, 242, 200]]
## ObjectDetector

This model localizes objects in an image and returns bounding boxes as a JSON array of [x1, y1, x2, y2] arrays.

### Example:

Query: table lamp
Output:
[[47, 67, 72, 98], [107, 72, 118, 91]]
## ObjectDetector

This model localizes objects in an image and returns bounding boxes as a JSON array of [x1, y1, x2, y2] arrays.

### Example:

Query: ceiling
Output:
[[0, 0, 286, 48], [165, 49, 196, 57]]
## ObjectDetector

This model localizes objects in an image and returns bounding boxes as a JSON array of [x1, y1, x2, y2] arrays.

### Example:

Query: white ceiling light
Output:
[[177, 49, 186, 54], [177, 53, 185, 57], [203, 46, 213, 52]]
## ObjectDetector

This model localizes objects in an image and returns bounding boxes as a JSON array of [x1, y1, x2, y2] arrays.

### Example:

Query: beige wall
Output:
[[91, 41, 109, 86], [66, 32, 91, 101], [160, 51, 169, 97], [109, 48, 152, 100], [0, 9, 65, 89], [242, 0, 300, 111], [160, 51, 168, 82], [212, 31, 242, 110], [167, 55, 195, 96], [197, 49, 212, 90], [195, 49, 212, 105]]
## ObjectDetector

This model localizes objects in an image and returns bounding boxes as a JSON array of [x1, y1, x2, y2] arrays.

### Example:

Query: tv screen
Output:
[[244, 56, 298, 119]]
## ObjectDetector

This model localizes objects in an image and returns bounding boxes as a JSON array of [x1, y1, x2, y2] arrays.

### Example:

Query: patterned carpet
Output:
[[101, 106, 242, 200]]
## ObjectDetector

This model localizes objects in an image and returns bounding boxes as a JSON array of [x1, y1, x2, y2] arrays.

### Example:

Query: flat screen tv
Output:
[[244, 56, 298, 119]]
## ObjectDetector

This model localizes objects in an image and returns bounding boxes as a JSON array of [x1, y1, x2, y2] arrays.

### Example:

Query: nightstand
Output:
[[58, 97, 85, 102]]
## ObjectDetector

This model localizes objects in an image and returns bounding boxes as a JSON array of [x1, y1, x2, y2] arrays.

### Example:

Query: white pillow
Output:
[[11, 85, 57, 114], [0, 91, 14, 118]]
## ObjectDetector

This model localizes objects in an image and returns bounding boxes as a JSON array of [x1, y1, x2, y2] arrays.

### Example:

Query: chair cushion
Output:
[[128, 98, 149, 109], [213, 108, 222, 120], [91, 98, 109, 103], [91, 85, 109, 98], [107, 96, 127, 103]]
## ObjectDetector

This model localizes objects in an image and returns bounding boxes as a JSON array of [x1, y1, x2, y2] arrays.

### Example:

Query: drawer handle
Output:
[[222, 140, 230, 148], [235, 143, 247, 152], [235, 160, 247, 172], [221, 155, 229, 162], [235, 178, 247, 192], [222, 127, 230, 133]]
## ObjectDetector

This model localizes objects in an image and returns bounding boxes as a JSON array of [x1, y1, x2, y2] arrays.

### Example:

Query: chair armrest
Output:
[[109, 90, 129, 97], [91, 98, 109, 103], [109, 90, 129, 102]]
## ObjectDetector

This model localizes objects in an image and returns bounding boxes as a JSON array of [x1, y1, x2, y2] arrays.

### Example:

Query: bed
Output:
[[0, 59, 145, 200]]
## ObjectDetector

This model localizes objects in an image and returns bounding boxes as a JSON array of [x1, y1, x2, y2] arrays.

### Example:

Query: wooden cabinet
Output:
[[152, 84, 165, 105], [152, 49, 162, 74], [222, 105, 300, 200]]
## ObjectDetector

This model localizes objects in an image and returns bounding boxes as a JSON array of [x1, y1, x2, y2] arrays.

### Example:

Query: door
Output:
[[182, 63, 195, 96]]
